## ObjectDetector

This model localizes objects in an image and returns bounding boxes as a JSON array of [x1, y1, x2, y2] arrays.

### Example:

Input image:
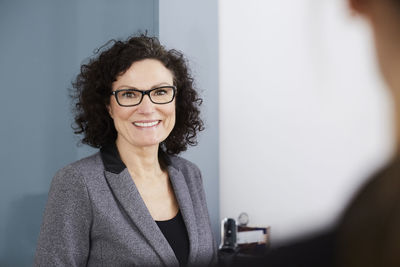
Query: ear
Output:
[[107, 105, 114, 119]]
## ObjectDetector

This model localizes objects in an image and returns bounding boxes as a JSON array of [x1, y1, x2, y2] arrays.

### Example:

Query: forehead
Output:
[[113, 59, 174, 88]]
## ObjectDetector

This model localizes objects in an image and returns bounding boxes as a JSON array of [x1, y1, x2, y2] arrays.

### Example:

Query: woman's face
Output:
[[108, 59, 176, 149]]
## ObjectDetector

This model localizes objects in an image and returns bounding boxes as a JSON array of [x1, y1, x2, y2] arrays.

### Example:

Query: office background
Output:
[[0, 0, 394, 266], [0, 0, 219, 265]]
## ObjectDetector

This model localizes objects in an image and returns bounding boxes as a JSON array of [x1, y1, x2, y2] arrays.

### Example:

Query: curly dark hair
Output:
[[71, 34, 204, 155]]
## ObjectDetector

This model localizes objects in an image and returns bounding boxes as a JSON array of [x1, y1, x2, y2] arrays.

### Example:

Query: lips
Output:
[[132, 120, 161, 127]]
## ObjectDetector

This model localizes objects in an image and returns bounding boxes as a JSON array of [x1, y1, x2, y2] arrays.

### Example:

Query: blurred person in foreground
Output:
[[336, 0, 400, 266], [34, 35, 217, 267], [230, 0, 400, 266]]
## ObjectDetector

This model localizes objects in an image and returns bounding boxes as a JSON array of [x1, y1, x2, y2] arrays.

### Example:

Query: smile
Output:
[[133, 120, 161, 128]]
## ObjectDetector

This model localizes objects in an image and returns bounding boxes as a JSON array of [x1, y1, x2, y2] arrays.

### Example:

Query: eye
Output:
[[153, 88, 168, 96], [120, 90, 139, 98]]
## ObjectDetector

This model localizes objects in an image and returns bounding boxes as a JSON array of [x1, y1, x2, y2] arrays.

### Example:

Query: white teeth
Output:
[[133, 121, 159, 127]]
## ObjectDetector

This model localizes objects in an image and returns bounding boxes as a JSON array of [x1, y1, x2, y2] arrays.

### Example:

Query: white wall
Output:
[[159, 0, 220, 239], [219, 0, 394, 243]]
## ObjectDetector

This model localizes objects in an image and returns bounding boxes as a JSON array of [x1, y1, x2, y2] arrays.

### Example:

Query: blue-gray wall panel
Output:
[[0, 1, 157, 265]]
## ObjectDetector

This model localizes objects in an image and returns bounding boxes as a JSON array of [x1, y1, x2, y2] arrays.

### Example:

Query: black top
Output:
[[156, 211, 190, 267]]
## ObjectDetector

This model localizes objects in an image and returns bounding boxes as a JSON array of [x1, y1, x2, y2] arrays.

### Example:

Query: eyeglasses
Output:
[[111, 86, 176, 107]]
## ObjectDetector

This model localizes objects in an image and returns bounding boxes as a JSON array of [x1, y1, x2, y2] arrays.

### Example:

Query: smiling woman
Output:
[[34, 35, 217, 267]]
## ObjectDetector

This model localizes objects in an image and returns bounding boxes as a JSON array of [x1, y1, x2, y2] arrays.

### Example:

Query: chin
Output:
[[127, 133, 169, 148], [135, 138, 163, 148]]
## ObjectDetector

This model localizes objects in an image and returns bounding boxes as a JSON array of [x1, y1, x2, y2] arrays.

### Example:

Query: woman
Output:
[[34, 35, 217, 267]]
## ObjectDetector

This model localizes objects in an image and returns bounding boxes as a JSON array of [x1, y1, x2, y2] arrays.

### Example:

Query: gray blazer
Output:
[[34, 147, 217, 267]]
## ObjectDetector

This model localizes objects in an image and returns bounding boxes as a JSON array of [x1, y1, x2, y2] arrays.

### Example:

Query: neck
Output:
[[116, 137, 163, 180]]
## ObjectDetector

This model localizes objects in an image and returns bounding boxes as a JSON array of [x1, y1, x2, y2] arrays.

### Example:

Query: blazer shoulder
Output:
[[53, 152, 103, 184], [70, 151, 103, 170], [169, 155, 201, 174], [168, 155, 203, 188]]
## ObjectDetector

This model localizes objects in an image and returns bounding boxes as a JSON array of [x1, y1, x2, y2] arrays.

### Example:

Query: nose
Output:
[[137, 94, 155, 114]]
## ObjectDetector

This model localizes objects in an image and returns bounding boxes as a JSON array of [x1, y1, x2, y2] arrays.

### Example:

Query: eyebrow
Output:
[[116, 82, 172, 90]]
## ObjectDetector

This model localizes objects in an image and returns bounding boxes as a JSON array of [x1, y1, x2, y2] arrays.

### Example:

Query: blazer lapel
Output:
[[168, 165, 199, 265], [104, 169, 179, 267]]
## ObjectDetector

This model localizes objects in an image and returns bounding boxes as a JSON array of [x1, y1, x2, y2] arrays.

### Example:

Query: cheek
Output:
[[110, 104, 135, 122], [159, 105, 176, 133], [166, 105, 176, 124]]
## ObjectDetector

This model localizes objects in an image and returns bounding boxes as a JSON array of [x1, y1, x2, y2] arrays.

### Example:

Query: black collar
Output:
[[100, 142, 171, 174]]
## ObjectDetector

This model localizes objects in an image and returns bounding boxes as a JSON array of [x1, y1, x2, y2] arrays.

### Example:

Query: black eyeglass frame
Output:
[[110, 85, 177, 107]]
